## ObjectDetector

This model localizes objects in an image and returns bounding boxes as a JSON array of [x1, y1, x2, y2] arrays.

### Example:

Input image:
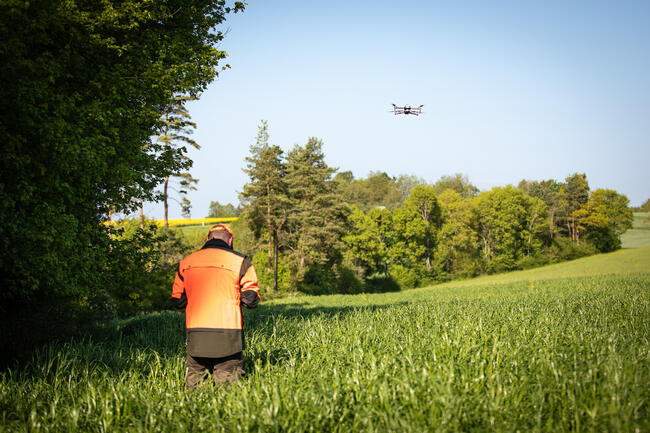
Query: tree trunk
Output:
[[549, 209, 555, 239], [139, 197, 144, 229], [571, 214, 576, 242], [267, 183, 272, 271], [164, 175, 169, 228], [273, 229, 279, 292]]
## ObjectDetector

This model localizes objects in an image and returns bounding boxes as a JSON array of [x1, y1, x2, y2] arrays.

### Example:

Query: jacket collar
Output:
[[201, 238, 233, 251]]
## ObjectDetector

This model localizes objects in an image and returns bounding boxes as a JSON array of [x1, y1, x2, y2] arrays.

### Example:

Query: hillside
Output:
[[621, 212, 650, 249]]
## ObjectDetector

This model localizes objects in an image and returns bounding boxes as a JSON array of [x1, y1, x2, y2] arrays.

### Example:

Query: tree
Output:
[[207, 201, 239, 218], [518, 179, 563, 238], [240, 121, 287, 291], [574, 189, 633, 252], [339, 171, 403, 211], [284, 137, 348, 273], [475, 186, 549, 272], [435, 190, 480, 277], [432, 173, 480, 198], [563, 173, 590, 243], [0, 0, 244, 360], [396, 174, 428, 201], [392, 185, 442, 272], [158, 95, 200, 225], [343, 207, 393, 276]]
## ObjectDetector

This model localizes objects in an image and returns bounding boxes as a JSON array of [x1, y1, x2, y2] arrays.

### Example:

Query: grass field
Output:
[[1, 248, 649, 432], [621, 212, 650, 249]]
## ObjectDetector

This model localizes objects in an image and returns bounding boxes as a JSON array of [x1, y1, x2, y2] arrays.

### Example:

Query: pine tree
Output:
[[241, 121, 287, 291], [158, 95, 200, 225], [284, 137, 348, 271]]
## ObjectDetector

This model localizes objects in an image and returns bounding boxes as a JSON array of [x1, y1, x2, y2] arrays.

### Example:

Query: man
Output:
[[171, 223, 260, 388]]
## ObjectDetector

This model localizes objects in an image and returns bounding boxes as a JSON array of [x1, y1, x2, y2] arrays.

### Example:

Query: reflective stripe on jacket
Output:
[[171, 239, 260, 358]]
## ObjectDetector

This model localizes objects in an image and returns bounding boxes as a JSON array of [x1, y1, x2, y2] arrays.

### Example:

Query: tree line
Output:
[[239, 122, 634, 295]]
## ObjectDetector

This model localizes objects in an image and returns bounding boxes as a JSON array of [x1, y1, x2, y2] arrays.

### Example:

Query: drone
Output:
[[392, 104, 424, 116]]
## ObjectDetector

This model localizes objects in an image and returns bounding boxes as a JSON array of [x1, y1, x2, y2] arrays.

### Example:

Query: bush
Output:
[[516, 254, 550, 270], [388, 264, 419, 290], [298, 263, 338, 296], [251, 250, 292, 293], [548, 236, 598, 262], [364, 273, 401, 293], [335, 264, 364, 294]]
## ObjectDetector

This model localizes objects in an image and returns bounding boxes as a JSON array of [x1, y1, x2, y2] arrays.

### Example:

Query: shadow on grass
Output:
[[6, 299, 409, 380]]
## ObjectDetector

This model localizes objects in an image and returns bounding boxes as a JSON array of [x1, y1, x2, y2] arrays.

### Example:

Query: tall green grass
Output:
[[1, 249, 648, 432]]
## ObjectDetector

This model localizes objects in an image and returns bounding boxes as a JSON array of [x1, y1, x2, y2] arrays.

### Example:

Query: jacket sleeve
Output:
[[239, 258, 260, 309], [170, 262, 187, 309]]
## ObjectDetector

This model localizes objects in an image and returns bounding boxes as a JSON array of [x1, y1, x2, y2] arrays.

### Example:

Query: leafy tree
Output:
[[158, 95, 200, 225], [475, 186, 549, 272], [0, 0, 243, 359], [207, 201, 240, 218], [435, 190, 480, 277], [396, 174, 428, 201], [339, 171, 403, 211], [574, 189, 633, 252], [432, 173, 480, 198], [240, 121, 287, 291], [392, 185, 442, 273], [343, 207, 393, 276], [563, 173, 590, 242], [518, 179, 563, 238]]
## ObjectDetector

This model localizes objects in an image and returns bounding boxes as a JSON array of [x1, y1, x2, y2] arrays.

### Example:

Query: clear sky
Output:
[[145, 0, 650, 219]]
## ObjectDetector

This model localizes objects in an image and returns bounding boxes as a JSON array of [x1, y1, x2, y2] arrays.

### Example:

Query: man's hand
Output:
[[170, 293, 187, 309], [240, 290, 259, 309]]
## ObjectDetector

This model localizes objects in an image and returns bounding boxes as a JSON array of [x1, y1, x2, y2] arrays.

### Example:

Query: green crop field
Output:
[[2, 248, 649, 432], [621, 212, 650, 249]]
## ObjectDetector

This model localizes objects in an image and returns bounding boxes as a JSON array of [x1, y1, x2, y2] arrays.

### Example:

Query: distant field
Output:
[[1, 244, 648, 432], [621, 212, 650, 249]]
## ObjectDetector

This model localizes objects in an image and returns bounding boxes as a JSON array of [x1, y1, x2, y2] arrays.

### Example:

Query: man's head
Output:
[[206, 224, 234, 247]]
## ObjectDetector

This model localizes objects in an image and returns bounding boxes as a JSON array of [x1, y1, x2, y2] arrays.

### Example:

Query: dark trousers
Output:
[[185, 351, 244, 388]]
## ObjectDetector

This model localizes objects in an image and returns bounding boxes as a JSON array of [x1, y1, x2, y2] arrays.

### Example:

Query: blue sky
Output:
[[146, 0, 650, 219]]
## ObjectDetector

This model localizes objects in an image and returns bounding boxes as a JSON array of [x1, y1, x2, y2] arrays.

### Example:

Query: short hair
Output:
[[206, 224, 234, 242]]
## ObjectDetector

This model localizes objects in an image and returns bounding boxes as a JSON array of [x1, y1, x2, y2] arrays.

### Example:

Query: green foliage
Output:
[[337, 171, 404, 211], [0, 0, 243, 359], [106, 220, 196, 316], [284, 137, 349, 269], [387, 264, 420, 289], [518, 178, 564, 237], [574, 189, 634, 252], [392, 185, 442, 272], [240, 120, 287, 281], [475, 186, 549, 273], [435, 189, 480, 278], [334, 263, 365, 294], [547, 236, 598, 262], [251, 249, 292, 294], [342, 206, 393, 276], [207, 201, 240, 218], [432, 173, 480, 198], [641, 198, 650, 213]]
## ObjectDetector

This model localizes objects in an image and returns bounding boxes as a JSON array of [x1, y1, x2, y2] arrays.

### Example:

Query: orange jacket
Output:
[[171, 239, 260, 358]]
